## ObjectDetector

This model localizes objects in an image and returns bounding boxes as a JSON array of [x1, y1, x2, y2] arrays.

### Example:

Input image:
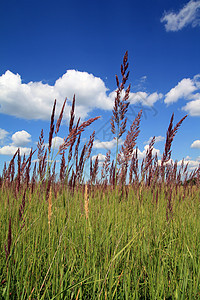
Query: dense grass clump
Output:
[[0, 51, 200, 299]]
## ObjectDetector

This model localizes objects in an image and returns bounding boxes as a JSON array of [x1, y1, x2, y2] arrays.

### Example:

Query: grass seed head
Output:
[[84, 183, 89, 219]]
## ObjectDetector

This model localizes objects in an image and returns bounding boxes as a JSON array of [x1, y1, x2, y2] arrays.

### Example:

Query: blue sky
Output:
[[0, 0, 200, 173]]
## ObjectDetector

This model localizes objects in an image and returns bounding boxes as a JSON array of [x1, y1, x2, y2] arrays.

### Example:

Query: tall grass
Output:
[[1, 184, 200, 299], [0, 52, 200, 299]]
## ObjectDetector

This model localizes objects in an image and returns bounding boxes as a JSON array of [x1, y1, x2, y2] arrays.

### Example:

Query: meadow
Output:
[[0, 52, 200, 299]]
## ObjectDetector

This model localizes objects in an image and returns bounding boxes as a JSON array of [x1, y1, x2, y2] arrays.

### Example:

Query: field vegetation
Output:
[[0, 52, 200, 299]]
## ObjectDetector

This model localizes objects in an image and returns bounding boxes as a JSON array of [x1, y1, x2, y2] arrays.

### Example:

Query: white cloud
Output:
[[11, 130, 31, 147], [177, 158, 200, 170], [134, 76, 148, 91], [0, 71, 57, 120], [164, 77, 197, 105], [0, 70, 113, 121], [155, 136, 165, 143], [185, 155, 192, 160], [161, 0, 200, 31], [0, 129, 31, 156], [188, 92, 200, 100], [145, 92, 163, 106], [132, 145, 161, 160], [164, 74, 200, 116], [182, 98, 200, 115], [44, 137, 64, 150], [157, 156, 200, 171], [108, 90, 162, 107], [93, 140, 161, 163], [93, 138, 123, 150], [193, 74, 200, 88], [0, 145, 31, 156], [92, 153, 106, 162], [0, 69, 163, 122], [91, 153, 106, 167], [51, 137, 64, 149], [140, 75, 147, 82], [191, 139, 200, 148], [0, 128, 9, 140], [132, 148, 146, 160], [144, 135, 165, 145], [92, 153, 106, 161], [129, 91, 163, 106], [143, 145, 161, 157], [158, 158, 174, 166], [55, 70, 113, 111]]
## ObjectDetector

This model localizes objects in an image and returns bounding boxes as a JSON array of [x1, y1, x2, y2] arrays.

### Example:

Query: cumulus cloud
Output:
[[161, 0, 200, 31], [0, 71, 57, 120], [0, 70, 113, 121], [158, 158, 174, 166], [182, 98, 200, 116], [143, 92, 163, 106], [156, 156, 200, 171], [132, 145, 161, 160], [185, 155, 192, 160], [93, 137, 161, 161], [0, 129, 32, 156], [157, 156, 200, 171], [0, 145, 31, 156], [51, 137, 64, 149], [93, 138, 123, 150], [0, 70, 163, 122], [55, 70, 113, 111], [91, 153, 107, 167], [164, 74, 200, 116], [164, 77, 198, 105], [177, 158, 200, 170], [11, 130, 31, 147], [92, 153, 106, 161], [191, 139, 200, 148], [43, 137, 64, 151], [143, 144, 161, 158]]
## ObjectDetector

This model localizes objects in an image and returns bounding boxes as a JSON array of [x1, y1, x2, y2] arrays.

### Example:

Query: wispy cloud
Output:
[[144, 136, 165, 145], [0, 128, 9, 141], [108, 91, 163, 107], [129, 92, 163, 107], [161, 0, 200, 32]]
